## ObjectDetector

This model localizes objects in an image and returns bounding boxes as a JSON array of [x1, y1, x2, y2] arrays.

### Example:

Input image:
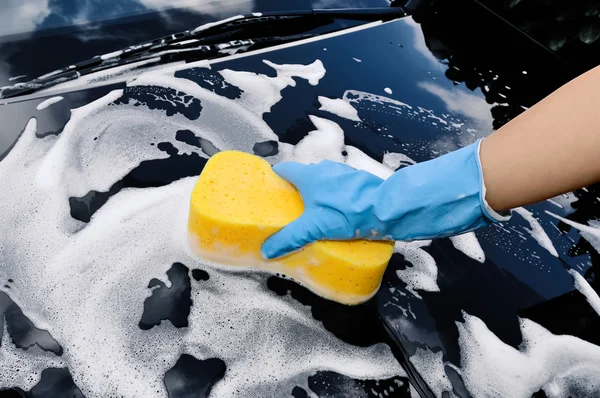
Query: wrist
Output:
[[476, 139, 511, 222], [373, 139, 509, 241]]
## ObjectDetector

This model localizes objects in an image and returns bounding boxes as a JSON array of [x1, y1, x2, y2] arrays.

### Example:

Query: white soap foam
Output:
[[449, 232, 485, 263], [0, 61, 405, 397], [546, 212, 600, 252], [220, 59, 325, 115], [547, 192, 578, 211], [8, 75, 26, 82], [191, 15, 244, 34], [382, 152, 416, 170], [568, 269, 600, 317], [0, 324, 65, 391], [345, 146, 394, 180], [285, 115, 396, 181], [409, 348, 456, 397], [513, 207, 558, 257], [292, 115, 346, 164], [100, 50, 124, 60], [546, 198, 563, 208], [264, 59, 325, 86], [39, 57, 167, 94], [352, 57, 362, 63], [38, 69, 63, 80], [36, 96, 64, 111], [394, 241, 438, 299], [175, 39, 200, 46], [455, 312, 600, 397], [344, 90, 412, 110], [384, 87, 393, 95], [317, 96, 361, 122]]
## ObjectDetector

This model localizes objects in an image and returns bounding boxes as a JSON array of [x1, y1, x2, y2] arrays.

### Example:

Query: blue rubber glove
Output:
[[261, 139, 509, 259]]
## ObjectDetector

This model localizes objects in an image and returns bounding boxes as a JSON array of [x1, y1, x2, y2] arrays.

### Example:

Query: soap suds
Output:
[[344, 90, 412, 110], [36, 96, 64, 111], [513, 207, 558, 257], [0, 61, 404, 397], [317, 96, 361, 122], [546, 198, 563, 208], [382, 152, 416, 170], [289, 115, 346, 165], [394, 241, 438, 299], [345, 146, 394, 180], [191, 15, 244, 34], [409, 348, 456, 397], [40, 57, 165, 94], [38, 69, 63, 80], [568, 269, 600, 317], [546, 212, 600, 265], [455, 312, 600, 397], [352, 57, 362, 63], [548, 192, 578, 211], [100, 50, 123, 60], [384, 87, 393, 94], [8, 75, 26, 82], [281, 114, 397, 180], [220, 59, 325, 115], [449, 232, 485, 263]]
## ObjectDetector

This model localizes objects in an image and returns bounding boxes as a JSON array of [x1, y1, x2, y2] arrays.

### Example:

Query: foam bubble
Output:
[[344, 90, 412, 110], [220, 59, 325, 115], [449, 232, 485, 263], [546, 198, 563, 208], [513, 207, 558, 257], [191, 15, 244, 34], [455, 312, 600, 397], [0, 60, 404, 396], [394, 241, 438, 299], [36, 96, 64, 111], [100, 50, 124, 60], [317, 96, 361, 122], [382, 152, 416, 170], [384, 87, 393, 95], [568, 269, 600, 317], [408, 348, 455, 397], [546, 211, 600, 255], [291, 115, 346, 164], [8, 75, 26, 82], [548, 192, 578, 211], [0, 324, 65, 391], [40, 58, 166, 94], [286, 115, 395, 180]]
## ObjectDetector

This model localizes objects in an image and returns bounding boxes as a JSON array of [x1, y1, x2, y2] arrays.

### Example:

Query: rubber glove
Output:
[[261, 139, 510, 259]]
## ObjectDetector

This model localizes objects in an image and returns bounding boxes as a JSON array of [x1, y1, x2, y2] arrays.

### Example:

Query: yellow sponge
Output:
[[188, 150, 394, 305]]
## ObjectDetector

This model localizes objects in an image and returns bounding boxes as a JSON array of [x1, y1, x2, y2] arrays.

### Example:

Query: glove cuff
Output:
[[475, 139, 511, 222]]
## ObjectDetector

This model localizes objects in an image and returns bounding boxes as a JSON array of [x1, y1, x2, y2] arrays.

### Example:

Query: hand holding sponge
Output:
[[188, 150, 394, 305], [188, 141, 507, 304]]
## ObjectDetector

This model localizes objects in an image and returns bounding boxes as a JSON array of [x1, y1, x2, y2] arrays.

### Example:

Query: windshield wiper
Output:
[[0, 7, 406, 100]]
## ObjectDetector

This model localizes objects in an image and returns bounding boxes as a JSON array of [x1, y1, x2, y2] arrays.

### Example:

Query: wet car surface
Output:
[[0, 1, 599, 397]]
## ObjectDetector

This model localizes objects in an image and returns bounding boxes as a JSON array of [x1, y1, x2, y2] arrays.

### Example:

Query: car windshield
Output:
[[0, 0, 391, 37], [0, 0, 391, 91]]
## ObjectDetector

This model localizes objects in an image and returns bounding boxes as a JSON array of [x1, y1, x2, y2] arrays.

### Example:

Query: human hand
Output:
[[261, 140, 507, 259]]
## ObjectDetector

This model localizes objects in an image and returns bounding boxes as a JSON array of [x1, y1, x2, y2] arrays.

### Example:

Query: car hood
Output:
[[0, 4, 599, 398]]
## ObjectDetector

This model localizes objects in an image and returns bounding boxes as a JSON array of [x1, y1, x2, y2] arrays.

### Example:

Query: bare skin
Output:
[[481, 65, 600, 212]]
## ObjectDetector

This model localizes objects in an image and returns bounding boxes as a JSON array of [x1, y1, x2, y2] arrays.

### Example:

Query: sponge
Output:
[[188, 150, 394, 305]]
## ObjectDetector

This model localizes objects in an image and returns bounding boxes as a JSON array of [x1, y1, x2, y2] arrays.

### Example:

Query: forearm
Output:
[[480, 65, 600, 211]]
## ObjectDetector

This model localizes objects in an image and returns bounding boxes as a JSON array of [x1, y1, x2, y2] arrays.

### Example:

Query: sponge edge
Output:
[[188, 150, 394, 305]]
